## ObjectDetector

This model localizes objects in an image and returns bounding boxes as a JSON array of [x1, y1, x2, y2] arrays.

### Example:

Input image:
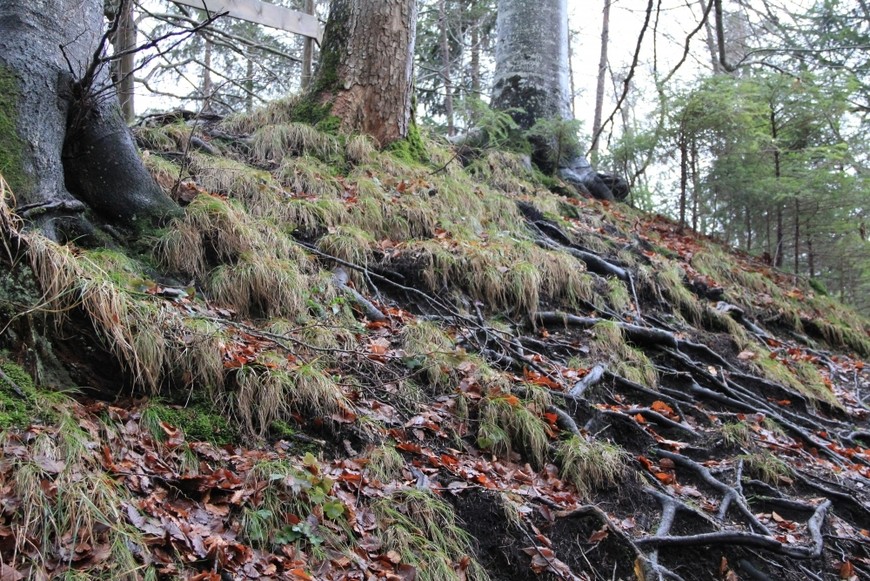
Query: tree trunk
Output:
[[679, 133, 688, 229], [492, 0, 571, 129], [310, 0, 417, 146], [439, 0, 455, 137], [491, 0, 626, 201], [0, 0, 178, 240], [690, 136, 700, 232], [775, 205, 784, 268], [590, 0, 611, 163], [112, 0, 136, 122], [697, 0, 721, 74], [793, 197, 800, 275], [301, 0, 315, 90], [470, 18, 481, 95], [245, 56, 254, 112], [771, 106, 784, 268], [202, 35, 213, 110]]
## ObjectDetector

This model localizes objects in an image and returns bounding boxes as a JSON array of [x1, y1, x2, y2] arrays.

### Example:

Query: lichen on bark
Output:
[[0, 66, 28, 193]]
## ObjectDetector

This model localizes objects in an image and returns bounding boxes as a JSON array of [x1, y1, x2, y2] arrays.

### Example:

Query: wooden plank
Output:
[[172, 0, 323, 42]]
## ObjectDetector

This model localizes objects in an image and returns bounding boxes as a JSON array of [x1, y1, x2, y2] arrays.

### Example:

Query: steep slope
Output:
[[0, 101, 868, 581]]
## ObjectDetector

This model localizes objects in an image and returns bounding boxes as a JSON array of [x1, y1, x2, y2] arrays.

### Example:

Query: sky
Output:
[[568, 0, 715, 132]]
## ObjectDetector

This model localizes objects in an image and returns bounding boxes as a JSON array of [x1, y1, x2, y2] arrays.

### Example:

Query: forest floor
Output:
[[0, 101, 869, 581]]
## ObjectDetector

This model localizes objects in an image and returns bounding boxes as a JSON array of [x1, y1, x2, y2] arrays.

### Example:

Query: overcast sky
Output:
[[568, 0, 715, 131]]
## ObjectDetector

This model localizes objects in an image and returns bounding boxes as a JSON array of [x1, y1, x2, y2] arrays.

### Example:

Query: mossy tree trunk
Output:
[[0, 0, 178, 241], [492, 0, 626, 201], [311, 0, 418, 146]]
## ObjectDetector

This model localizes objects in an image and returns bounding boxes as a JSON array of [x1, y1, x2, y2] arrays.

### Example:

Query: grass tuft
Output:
[[478, 394, 549, 468], [556, 436, 628, 496], [373, 489, 489, 581]]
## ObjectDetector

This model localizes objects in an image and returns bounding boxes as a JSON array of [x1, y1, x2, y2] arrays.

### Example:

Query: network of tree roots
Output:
[[0, 101, 869, 580]]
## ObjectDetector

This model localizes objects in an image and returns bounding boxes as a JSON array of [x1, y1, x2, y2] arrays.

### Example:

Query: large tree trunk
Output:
[[0, 0, 178, 240], [492, 0, 571, 129], [311, 0, 417, 146], [491, 0, 626, 201]]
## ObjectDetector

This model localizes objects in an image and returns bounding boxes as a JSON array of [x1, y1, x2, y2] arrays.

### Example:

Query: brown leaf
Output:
[[0, 564, 23, 581], [839, 560, 855, 579], [588, 527, 609, 543]]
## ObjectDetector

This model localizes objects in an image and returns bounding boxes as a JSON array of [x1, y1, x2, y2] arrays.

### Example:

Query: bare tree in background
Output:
[[590, 0, 611, 164]]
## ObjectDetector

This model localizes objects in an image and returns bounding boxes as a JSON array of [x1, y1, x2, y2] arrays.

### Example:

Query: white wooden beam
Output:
[[172, 0, 323, 42]]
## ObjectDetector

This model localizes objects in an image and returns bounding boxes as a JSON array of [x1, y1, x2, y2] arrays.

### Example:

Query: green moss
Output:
[[311, 22, 343, 96], [291, 98, 336, 128], [808, 278, 828, 296], [0, 361, 37, 429], [143, 401, 238, 445], [386, 123, 428, 164], [0, 66, 29, 193]]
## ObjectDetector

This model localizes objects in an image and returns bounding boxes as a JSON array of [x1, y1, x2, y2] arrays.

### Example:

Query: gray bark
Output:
[[491, 0, 571, 130], [491, 0, 626, 201], [0, 0, 178, 240]]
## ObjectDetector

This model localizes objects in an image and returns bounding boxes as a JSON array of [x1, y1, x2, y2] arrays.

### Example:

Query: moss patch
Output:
[[0, 66, 29, 193], [386, 123, 428, 165], [142, 401, 238, 445], [290, 98, 339, 133], [0, 361, 37, 429]]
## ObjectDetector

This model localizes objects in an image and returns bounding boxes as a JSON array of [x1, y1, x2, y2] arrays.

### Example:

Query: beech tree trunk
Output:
[[491, 0, 626, 201], [0, 0, 178, 240], [492, 0, 571, 129], [312, 0, 417, 146]]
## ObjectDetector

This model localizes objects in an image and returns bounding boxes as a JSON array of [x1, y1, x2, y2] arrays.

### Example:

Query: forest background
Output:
[[117, 0, 868, 313]]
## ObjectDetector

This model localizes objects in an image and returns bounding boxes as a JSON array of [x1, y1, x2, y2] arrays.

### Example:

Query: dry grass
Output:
[[401, 321, 458, 391], [220, 95, 301, 134], [740, 450, 792, 485], [277, 156, 344, 198], [469, 150, 535, 194], [142, 153, 185, 195], [27, 238, 168, 392], [373, 489, 490, 581], [556, 436, 628, 496], [317, 225, 373, 267], [477, 394, 549, 468], [367, 443, 405, 482], [175, 318, 227, 392], [9, 412, 149, 578], [188, 153, 279, 214], [606, 277, 632, 313], [589, 321, 658, 387], [345, 134, 377, 165], [209, 255, 307, 319], [721, 421, 753, 448], [251, 123, 339, 164], [657, 263, 702, 323], [158, 194, 255, 278]]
